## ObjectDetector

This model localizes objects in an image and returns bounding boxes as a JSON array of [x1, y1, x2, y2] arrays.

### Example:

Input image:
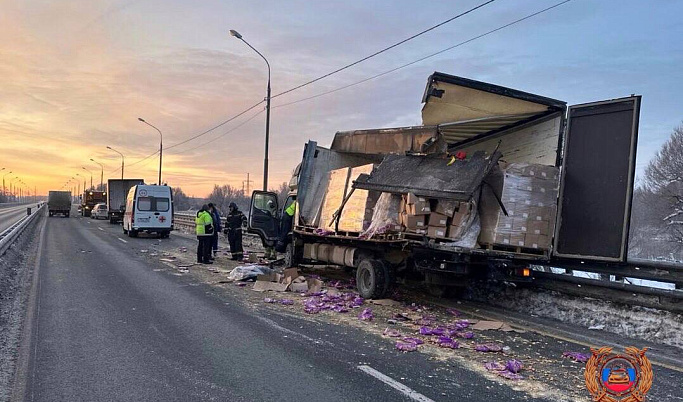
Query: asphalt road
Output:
[[17, 211, 555, 402], [0, 203, 34, 234]]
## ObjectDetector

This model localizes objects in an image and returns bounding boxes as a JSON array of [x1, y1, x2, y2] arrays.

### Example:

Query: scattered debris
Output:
[[383, 328, 402, 337], [562, 351, 589, 363], [369, 299, 403, 307], [228, 265, 269, 281], [474, 343, 504, 352], [485, 360, 524, 380], [395, 341, 418, 352], [588, 324, 605, 330], [358, 308, 374, 321]]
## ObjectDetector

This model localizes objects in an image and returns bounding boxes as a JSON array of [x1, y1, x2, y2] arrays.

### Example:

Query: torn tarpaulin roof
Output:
[[352, 151, 500, 201]]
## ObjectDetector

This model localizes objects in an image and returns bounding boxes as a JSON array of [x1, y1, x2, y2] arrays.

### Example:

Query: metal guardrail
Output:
[[173, 212, 255, 238], [0, 204, 45, 256]]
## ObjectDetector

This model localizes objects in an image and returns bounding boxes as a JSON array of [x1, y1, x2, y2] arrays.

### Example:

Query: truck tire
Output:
[[356, 259, 387, 299], [284, 243, 298, 268]]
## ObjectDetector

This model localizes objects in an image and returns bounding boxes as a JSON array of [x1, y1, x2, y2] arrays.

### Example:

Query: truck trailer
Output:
[[248, 72, 647, 299], [107, 179, 145, 223], [48, 191, 72, 217]]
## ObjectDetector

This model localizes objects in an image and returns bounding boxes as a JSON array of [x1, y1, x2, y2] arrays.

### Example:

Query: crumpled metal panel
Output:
[[352, 151, 500, 201]]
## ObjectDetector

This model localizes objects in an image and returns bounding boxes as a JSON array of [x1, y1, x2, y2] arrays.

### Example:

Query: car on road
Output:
[[91, 203, 108, 220]]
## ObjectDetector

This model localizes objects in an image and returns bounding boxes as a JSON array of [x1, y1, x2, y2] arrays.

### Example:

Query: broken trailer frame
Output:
[[248, 72, 680, 299]]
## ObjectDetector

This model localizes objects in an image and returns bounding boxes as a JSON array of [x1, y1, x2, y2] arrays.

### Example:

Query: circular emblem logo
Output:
[[139, 189, 148, 196], [585, 347, 653, 402]]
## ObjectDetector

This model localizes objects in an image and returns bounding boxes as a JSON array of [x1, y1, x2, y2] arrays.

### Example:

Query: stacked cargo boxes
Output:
[[479, 163, 559, 250], [399, 193, 474, 240]]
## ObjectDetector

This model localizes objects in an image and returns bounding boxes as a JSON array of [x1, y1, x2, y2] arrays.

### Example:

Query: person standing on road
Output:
[[224, 202, 246, 261], [208, 203, 222, 258], [195, 204, 214, 264]]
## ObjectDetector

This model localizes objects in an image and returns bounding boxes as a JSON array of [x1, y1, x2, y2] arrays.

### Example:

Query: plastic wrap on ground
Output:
[[360, 192, 402, 239]]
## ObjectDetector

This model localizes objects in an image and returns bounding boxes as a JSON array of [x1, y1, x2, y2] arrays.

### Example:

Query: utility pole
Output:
[[242, 173, 253, 196]]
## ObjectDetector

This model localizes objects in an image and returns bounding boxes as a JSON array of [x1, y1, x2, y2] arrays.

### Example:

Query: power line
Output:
[[171, 109, 265, 155], [273, 0, 573, 110], [271, 0, 497, 99], [164, 100, 264, 151], [104, 100, 264, 175]]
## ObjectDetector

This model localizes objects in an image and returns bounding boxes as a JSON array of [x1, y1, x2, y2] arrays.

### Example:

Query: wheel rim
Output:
[[360, 267, 372, 291]]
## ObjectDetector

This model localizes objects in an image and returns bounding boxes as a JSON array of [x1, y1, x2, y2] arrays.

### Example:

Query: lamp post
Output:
[[90, 159, 104, 190], [10, 177, 20, 202], [2, 170, 12, 200], [82, 167, 93, 190], [107, 146, 125, 179], [72, 177, 80, 202], [76, 173, 85, 199], [230, 29, 271, 191], [138, 118, 163, 185]]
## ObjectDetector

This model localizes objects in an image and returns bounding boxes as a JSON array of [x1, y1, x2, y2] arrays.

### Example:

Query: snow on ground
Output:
[[465, 281, 683, 350]]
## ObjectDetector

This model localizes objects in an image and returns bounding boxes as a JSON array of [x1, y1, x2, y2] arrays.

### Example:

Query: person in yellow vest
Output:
[[195, 204, 214, 264], [275, 200, 297, 253]]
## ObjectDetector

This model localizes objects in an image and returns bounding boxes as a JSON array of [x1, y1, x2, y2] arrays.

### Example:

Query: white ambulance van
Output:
[[123, 185, 173, 238]]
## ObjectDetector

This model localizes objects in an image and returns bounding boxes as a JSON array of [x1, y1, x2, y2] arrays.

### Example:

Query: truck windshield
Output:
[[137, 196, 170, 212]]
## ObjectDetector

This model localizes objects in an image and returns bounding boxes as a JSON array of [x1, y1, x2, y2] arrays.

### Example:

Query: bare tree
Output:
[[206, 184, 248, 215], [271, 182, 290, 209], [171, 187, 192, 211], [643, 123, 683, 254]]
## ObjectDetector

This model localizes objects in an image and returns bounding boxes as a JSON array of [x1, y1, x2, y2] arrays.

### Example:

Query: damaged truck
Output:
[[248, 72, 644, 299]]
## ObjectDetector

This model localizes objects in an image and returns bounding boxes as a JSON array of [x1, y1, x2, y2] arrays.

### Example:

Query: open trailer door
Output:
[[553, 96, 641, 262]]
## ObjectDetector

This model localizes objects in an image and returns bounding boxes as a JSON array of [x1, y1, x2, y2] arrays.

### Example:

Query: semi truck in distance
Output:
[[107, 179, 145, 223], [48, 191, 72, 217]]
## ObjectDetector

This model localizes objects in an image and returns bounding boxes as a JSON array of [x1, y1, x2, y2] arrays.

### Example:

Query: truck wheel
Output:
[[356, 259, 387, 299]]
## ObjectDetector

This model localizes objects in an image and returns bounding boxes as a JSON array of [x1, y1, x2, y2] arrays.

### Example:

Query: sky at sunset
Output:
[[1, 0, 682, 197]]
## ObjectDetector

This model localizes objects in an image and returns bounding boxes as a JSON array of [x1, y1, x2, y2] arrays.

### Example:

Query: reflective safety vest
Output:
[[284, 201, 297, 217], [196, 210, 213, 236]]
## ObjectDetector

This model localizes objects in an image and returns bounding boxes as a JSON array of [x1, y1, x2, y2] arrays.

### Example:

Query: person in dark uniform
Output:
[[224, 202, 247, 261], [208, 203, 221, 258]]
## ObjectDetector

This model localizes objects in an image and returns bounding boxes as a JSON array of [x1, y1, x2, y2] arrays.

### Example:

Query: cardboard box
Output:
[[512, 218, 528, 234], [448, 224, 465, 240], [404, 193, 430, 215], [401, 213, 426, 229], [528, 220, 550, 235], [510, 233, 526, 247], [428, 212, 448, 227], [433, 200, 460, 217], [427, 226, 448, 238], [524, 234, 550, 249]]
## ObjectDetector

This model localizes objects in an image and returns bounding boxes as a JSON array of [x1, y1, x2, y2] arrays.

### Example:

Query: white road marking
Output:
[[357, 365, 435, 402], [117, 237, 128, 243], [98, 227, 104, 231]]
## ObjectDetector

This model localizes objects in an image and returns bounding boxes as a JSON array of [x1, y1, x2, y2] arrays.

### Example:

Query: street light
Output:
[[106, 146, 125, 179], [90, 159, 105, 190], [72, 176, 80, 201], [82, 167, 93, 190], [230, 29, 271, 191], [10, 176, 20, 201], [76, 173, 85, 199], [2, 170, 12, 199], [138, 118, 163, 185]]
